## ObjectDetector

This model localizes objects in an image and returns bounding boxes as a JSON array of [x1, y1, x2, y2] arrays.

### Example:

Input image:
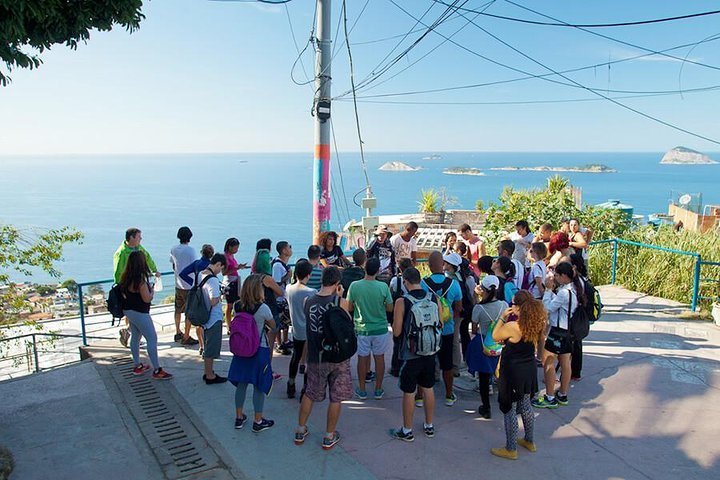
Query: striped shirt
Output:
[[307, 264, 323, 291]]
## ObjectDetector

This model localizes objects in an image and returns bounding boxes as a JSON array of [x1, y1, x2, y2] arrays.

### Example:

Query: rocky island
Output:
[[660, 146, 717, 165], [443, 167, 485, 176], [379, 161, 421, 172], [489, 164, 617, 173]]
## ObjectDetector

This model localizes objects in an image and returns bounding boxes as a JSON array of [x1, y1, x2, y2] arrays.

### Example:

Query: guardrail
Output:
[[590, 238, 719, 311]]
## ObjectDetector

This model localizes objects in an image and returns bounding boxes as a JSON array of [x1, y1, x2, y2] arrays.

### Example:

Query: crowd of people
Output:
[[110, 217, 596, 458]]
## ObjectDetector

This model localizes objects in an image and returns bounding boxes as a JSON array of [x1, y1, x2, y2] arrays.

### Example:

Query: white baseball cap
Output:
[[480, 275, 500, 290], [442, 252, 462, 267]]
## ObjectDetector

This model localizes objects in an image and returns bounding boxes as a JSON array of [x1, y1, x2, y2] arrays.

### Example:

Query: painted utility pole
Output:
[[312, 0, 332, 245]]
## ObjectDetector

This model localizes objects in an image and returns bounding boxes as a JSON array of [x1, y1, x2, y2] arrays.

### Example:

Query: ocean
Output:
[[1, 152, 718, 284]]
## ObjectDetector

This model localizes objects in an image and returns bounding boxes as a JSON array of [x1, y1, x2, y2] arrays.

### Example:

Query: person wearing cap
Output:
[[366, 224, 396, 282], [470, 275, 508, 419], [420, 251, 463, 406], [443, 252, 477, 375]]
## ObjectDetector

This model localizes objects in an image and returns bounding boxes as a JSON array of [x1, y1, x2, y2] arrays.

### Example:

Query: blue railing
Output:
[[590, 238, 719, 311]]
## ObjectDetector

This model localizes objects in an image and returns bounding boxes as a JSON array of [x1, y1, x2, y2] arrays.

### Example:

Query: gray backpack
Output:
[[405, 292, 442, 356], [186, 272, 214, 327]]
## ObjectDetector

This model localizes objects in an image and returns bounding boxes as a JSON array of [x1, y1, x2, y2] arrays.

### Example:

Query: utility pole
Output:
[[312, 0, 332, 244]]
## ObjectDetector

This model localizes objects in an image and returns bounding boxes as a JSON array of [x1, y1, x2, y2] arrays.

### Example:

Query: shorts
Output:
[[175, 288, 189, 314], [305, 361, 353, 403], [438, 334, 454, 371], [357, 332, 390, 357], [398, 356, 436, 393], [544, 327, 572, 355], [203, 321, 222, 359]]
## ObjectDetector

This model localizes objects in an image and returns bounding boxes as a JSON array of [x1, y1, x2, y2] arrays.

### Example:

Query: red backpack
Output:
[[229, 307, 260, 358]]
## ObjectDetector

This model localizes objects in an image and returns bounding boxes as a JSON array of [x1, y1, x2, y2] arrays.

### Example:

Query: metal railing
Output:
[[590, 238, 719, 311]]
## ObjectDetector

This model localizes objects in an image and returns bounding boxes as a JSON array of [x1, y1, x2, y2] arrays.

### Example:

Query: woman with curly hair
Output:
[[319, 231, 348, 267], [490, 295, 546, 460]]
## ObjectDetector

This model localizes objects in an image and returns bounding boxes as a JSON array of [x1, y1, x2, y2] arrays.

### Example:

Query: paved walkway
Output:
[[1, 286, 719, 479]]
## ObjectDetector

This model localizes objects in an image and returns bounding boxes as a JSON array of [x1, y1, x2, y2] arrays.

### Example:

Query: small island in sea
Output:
[[660, 146, 717, 165], [378, 161, 421, 172], [489, 164, 617, 173], [443, 167, 485, 176]]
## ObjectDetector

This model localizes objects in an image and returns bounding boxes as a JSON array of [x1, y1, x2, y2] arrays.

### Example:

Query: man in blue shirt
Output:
[[421, 251, 463, 406]]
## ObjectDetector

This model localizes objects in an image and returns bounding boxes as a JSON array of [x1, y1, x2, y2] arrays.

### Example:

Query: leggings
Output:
[[478, 372, 492, 409], [125, 309, 159, 369], [235, 383, 265, 414], [289, 339, 306, 382], [571, 339, 583, 378], [503, 395, 534, 451]]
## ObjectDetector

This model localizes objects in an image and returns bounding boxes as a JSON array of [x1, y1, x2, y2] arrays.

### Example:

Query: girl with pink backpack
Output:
[[227, 274, 276, 433]]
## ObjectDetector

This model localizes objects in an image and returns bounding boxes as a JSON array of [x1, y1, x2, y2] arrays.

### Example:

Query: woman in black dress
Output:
[[490, 296, 546, 459]]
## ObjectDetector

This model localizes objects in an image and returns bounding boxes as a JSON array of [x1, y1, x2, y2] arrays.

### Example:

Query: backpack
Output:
[[520, 267, 533, 290], [320, 299, 357, 363], [405, 291, 442, 356], [185, 272, 215, 327], [107, 284, 124, 325], [424, 276, 453, 324], [475, 304, 503, 357], [229, 306, 261, 358], [455, 270, 474, 321], [582, 277, 603, 324], [568, 291, 590, 340], [504, 281, 519, 304]]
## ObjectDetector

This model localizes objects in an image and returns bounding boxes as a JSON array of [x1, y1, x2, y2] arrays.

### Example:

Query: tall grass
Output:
[[589, 226, 720, 309]]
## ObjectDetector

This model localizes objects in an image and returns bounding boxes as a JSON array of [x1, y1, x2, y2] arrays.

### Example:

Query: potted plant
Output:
[[417, 188, 457, 224]]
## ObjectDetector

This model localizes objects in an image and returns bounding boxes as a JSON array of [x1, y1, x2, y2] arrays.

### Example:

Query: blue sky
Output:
[[1, 0, 720, 153]]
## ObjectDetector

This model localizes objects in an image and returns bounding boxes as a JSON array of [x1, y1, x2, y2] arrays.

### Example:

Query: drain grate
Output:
[[104, 356, 222, 479]]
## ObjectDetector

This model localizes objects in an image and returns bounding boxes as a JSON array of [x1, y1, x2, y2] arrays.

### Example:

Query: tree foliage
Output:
[[0, 225, 83, 325], [477, 175, 631, 246], [0, 0, 145, 85]]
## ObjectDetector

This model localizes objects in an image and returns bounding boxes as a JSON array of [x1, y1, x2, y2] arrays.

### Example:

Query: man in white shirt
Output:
[[170, 226, 199, 346], [200, 254, 228, 385], [390, 221, 419, 266], [498, 239, 524, 290]]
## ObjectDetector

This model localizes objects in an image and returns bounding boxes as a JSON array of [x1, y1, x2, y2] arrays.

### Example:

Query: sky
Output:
[[1, 0, 720, 153]]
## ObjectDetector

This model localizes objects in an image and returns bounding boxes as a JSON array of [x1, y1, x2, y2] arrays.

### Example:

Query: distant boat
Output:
[[422, 154, 442, 160]]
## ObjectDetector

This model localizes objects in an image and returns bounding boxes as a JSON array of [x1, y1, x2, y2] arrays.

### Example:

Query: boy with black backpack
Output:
[[391, 267, 441, 442]]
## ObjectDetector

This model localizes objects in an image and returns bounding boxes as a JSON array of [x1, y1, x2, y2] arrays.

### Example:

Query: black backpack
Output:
[[186, 271, 215, 327], [581, 276, 602, 324], [568, 292, 590, 340], [107, 284, 124, 325], [320, 299, 357, 363]]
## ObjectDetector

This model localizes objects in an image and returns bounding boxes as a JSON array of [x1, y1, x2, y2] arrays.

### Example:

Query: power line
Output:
[[432, 1, 720, 28], [504, 0, 720, 73], [285, 1, 317, 87], [446, 3, 720, 145]]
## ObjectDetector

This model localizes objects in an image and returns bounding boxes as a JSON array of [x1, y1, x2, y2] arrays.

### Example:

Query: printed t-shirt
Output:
[[346, 279, 393, 336], [170, 244, 197, 289], [321, 246, 344, 266], [390, 234, 417, 264], [303, 294, 339, 363]]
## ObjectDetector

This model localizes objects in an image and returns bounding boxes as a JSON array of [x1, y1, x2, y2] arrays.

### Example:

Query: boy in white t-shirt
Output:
[[390, 221, 419, 266], [527, 242, 548, 299]]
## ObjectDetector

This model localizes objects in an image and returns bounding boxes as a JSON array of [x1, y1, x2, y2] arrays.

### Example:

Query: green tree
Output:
[[0, 0, 145, 86], [87, 284, 105, 296], [0, 225, 83, 326], [35, 285, 56, 296], [60, 278, 78, 295]]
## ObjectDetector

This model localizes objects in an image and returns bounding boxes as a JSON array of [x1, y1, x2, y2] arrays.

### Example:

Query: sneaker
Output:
[[490, 447, 518, 460], [203, 374, 228, 385], [445, 392, 457, 407], [119, 328, 130, 347], [322, 431, 340, 450], [299, 364, 306, 375], [354, 387, 368, 400], [152, 368, 173, 380], [272, 373, 283, 381], [174, 333, 183, 342], [391, 428, 414, 442], [571, 376, 582, 382], [423, 425, 435, 438], [181, 336, 199, 346], [517, 438, 537, 452], [477, 405, 491, 419], [415, 398, 424, 408], [252, 418, 275, 433], [374, 388, 384, 400], [234, 414, 248, 429], [294, 427, 309, 445], [488, 384, 495, 395], [287, 382, 296, 399], [132, 364, 150, 375], [365, 371, 376, 383], [532, 395, 559, 409], [281, 341, 294, 351], [556, 393, 569, 406]]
